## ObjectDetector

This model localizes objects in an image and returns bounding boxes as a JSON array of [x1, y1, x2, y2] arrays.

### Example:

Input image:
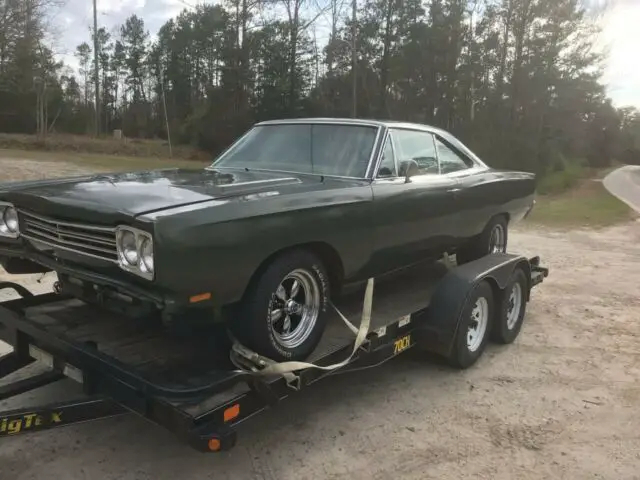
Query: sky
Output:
[[51, 0, 640, 110], [598, 0, 640, 109]]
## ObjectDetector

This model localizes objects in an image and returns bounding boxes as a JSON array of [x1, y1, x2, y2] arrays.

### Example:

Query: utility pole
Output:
[[351, 0, 357, 118], [160, 68, 173, 158], [93, 0, 100, 136]]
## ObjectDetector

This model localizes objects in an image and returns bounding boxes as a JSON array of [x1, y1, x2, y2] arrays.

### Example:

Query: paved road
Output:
[[603, 165, 640, 212]]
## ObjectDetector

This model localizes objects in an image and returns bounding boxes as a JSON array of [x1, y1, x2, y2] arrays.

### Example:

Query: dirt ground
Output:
[[1, 158, 640, 479]]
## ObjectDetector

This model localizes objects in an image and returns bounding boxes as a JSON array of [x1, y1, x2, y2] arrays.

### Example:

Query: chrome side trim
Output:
[[368, 128, 390, 179], [209, 167, 371, 182], [364, 126, 385, 179], [211, 121, 383, 180], [216, 177, 301, 188], [256, 118, 385, 128]]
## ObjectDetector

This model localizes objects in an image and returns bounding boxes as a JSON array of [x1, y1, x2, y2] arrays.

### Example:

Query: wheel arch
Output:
[[496, 211, 510, 224], [241, 241, 346, 302], [485, 211, 510, 230]]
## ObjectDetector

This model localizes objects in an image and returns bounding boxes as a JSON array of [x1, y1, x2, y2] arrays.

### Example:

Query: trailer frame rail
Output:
[[0, 253, 549, 452]]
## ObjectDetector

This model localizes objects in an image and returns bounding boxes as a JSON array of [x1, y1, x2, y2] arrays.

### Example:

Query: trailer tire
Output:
[[447, 280, 494, 369], [457, 215, 508, 264], [491, 267, 528, 344], [233, 249, 330, 362]]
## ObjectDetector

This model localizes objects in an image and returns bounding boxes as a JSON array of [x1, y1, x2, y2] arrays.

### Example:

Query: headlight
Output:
[[115, 226, 154, 280], [139, 237, 154, 274], [119, 230, 138, 265], [0, 203, 19, 238]]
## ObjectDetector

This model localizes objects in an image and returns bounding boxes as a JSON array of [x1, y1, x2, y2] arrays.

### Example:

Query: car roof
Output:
[[255, 117, 445, 133]]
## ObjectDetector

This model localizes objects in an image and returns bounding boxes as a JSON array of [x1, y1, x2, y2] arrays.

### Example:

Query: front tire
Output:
[[234, 249, 330, 362]]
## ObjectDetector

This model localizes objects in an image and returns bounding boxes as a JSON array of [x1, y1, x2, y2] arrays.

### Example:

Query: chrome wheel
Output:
[[467, 297, 489, 352], [489, 224, 506, 253], [506, 282, 523, 330], [269, 268, 321, 349]]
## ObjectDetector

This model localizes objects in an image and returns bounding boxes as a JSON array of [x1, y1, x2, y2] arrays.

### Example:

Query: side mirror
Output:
[[399, 160, 420, 183]]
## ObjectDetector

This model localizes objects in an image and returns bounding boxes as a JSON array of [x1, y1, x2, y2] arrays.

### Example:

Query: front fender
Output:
[[151, 189, 374, 307]]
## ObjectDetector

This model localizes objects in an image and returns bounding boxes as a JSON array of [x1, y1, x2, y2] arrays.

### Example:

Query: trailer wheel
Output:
[[234, 249, 330, 362], [447, 280, 494, 369], [491, 267, 528, 344]]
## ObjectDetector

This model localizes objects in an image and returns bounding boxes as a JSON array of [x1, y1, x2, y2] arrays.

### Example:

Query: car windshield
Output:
[[211, 123, 379, 178]]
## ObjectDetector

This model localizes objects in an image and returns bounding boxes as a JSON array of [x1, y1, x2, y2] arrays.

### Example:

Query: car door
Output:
[[369, 128, 461, 276], [432, 133, 491, 239]]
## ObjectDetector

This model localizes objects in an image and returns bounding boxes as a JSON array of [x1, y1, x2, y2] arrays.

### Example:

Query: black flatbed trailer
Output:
[[0, 253, 548, 452]]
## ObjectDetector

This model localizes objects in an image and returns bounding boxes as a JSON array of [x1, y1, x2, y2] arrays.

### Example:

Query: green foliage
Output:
[[537, 156, 588, 195], [2, 0, 640, 177], [618, 108, 640, 166]]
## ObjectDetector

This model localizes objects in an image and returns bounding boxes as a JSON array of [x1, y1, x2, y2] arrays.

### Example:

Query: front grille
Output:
[[19, 210, 118, 262]]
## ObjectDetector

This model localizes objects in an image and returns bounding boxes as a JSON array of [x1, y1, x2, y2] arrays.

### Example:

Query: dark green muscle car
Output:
[[0, 118, 536, 361]]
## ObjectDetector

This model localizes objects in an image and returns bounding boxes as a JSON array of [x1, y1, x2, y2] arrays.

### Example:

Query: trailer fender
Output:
[[412, 253, 532, 357]]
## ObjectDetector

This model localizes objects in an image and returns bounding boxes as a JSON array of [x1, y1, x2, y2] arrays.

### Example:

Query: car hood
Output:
[[0, 168, 313, 222]]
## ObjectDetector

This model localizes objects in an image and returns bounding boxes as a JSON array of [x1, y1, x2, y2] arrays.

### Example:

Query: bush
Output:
[[537, 156, 588, 195]]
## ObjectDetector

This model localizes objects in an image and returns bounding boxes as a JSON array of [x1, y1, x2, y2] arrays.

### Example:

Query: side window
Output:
[[391, 129, 439, 175], [435, 137, 473, 174], [376, 136, 397, 177]]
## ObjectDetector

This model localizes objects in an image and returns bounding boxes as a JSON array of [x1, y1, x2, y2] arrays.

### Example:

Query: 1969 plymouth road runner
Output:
[[0, 118, 536, 361]]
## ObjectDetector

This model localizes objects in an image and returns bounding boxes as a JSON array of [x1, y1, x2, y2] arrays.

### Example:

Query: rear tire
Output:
[[447, 280, 494, 369], [233, 249, 330, 362], [457, 215, 508, 264], [491, 267, 528, 344]]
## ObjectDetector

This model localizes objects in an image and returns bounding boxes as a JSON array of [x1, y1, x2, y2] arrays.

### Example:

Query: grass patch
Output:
[[0, 133, 209, 161], [527, 179, 636, 228], [536, 156, 591, 195], [0, 148, 210, 172]]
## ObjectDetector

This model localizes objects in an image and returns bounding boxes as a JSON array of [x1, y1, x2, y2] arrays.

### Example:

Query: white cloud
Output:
[[96, 0, 146, 15], [600, 1, 640, 108], [50, 0, 639, 110]]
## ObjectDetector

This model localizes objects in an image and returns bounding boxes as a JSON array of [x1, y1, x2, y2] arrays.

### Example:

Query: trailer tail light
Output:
[[223, 404, 240, 422], [208, 438, 221, 451]]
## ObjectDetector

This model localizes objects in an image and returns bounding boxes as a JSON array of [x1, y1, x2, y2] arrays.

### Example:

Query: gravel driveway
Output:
[[0, 160, 639, 479]]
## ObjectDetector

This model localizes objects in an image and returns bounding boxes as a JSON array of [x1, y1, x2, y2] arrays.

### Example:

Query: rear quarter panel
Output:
[[144, 180, 375, 306], [455, 169, 536, 238]]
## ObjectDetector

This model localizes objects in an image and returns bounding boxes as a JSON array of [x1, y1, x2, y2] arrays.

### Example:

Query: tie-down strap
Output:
[[229, 278, 375, 390]]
